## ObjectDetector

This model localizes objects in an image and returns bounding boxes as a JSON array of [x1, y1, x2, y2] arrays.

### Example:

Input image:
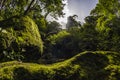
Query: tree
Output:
[[66, 15, 81, 29], [47, 21, 62, 35], [90, 0, 120, 32], [90, 0, 120, 52], [45, 31, 71, 59], [0, 0, 64, 20]]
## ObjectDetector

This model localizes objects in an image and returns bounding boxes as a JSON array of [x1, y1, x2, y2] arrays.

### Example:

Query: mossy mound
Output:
[[0, 51, 120, 80], [0, 16, 43, 61]]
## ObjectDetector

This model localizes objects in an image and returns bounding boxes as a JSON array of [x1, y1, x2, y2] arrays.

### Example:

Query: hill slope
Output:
[[0, 51, 120, 80]]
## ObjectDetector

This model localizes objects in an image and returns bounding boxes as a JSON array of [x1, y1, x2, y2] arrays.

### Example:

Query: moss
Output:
[[16, 16, 43, 53], [0, 28, 16, 51], [0, 51, 120, 80], [0, 16, 43, 62]]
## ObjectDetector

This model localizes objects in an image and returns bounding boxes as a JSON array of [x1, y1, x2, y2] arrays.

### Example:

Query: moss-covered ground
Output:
[[0, 51, 120, 80]]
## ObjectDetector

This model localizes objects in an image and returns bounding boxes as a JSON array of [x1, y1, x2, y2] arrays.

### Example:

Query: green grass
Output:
[[0, 51, 120, 80]]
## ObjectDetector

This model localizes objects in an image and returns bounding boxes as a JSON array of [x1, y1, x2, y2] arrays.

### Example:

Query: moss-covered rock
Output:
[[0, 16, 43, 61], [0, 51, 120, 80]]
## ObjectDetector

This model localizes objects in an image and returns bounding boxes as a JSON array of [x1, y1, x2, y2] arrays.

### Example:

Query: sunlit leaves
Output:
[[89, 0, 120, 52], [47, 31, 70, 45], [91, 0, 120, 16]]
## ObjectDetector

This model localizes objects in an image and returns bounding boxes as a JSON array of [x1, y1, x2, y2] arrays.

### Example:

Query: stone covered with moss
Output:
[[0, 51, 120, 80], [0, 16, 43, 61]]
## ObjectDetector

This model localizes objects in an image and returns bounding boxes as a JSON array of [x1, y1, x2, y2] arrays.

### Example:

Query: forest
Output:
[[0, 0, 120, 80]]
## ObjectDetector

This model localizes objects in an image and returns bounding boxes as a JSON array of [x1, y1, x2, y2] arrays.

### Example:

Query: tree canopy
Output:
[[0, 0, 64, 20]]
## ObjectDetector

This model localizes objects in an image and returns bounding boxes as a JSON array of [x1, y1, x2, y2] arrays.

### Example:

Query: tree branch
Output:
[[44, 11, 50, 19], [0, 0, 6, 10], [24, 0, 35, 15]]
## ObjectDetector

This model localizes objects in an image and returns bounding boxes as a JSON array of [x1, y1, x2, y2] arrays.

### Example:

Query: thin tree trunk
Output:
[[45, 11, 50, 19], [24, 0, 35, 15], [0, 0, 6, 10]]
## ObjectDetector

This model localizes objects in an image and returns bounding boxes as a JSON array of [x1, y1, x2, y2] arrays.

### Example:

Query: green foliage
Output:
[[91, 0, 120, 16], [1, 0, 120, 79], [0, 0, 64, 20], [66, 25, 98, 55], [90, 0, 120, 32], [0, 16, 43, 62], [36, 16, 47, 33], [45, 24, 98, 59], [40, 0, 64, 18], [88, 0, 120, 52], [47, 21, 62, 35], [1, 50, 23, 62], [0, 0, 29, 19], [47, 31, 70, 45], [44, 31, 71, 59], [0, 51, 120, 80]]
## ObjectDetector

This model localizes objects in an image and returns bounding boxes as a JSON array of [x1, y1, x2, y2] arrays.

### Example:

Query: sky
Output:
[[58, 0, 98, 24]]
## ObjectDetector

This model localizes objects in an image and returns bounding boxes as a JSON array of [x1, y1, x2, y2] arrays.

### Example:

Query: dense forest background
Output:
[[1, 0, 120, 80]]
